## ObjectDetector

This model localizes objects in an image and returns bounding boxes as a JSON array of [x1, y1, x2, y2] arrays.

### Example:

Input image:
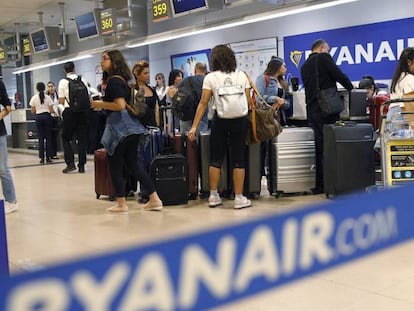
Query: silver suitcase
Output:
[[267, 127, 315, 197]]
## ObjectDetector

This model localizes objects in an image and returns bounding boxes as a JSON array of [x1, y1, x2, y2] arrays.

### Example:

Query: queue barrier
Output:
[[0, 185, 413, 310]]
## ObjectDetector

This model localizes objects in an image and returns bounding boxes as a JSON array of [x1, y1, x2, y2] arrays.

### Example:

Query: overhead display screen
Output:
[[23, 38, 31, 56], [0, 46, 7, 64], [75, 11, 99, 40], [170, 0, 208, 17], [100, 8, 116, 35], [30, 29, 48, 53], [152, 0, 170, 22]]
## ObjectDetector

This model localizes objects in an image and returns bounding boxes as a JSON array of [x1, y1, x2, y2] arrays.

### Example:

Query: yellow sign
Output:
[[152, 0, 169, 22], [100, 9, 115, 35], [0, 47, 6, 64]]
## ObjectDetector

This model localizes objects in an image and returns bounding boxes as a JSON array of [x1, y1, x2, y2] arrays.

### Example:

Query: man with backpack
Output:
[[173, 62, 208, 133], [58, 61, 90, 174]]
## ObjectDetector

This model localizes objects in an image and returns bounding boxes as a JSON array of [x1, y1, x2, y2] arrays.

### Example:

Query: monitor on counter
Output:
[[170, 0, 208, 17], [29, 27, 61, 54], [75, 10, 100, 41]]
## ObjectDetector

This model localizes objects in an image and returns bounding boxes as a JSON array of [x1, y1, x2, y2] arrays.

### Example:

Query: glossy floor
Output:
[[3, 150, 414, 310]]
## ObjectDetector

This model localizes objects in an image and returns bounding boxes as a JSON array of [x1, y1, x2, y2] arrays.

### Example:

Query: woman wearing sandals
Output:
[[91, 49, 163, 213]]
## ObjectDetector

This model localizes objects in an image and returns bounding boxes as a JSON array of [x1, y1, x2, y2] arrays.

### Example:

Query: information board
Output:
[[100, 8, 116, 35], [229, 37, 278, 84]]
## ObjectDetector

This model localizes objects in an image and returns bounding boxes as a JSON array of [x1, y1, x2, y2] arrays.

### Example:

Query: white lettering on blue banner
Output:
[[284, 17, 414, 83], [0, 184, 412, 310]]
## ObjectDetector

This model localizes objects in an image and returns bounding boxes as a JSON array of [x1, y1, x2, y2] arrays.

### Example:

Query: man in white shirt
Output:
[[58, 61, 90, 174]]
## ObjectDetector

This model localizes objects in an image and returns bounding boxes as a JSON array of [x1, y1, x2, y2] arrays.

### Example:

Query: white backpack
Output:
[[214, 71, 248, 119]]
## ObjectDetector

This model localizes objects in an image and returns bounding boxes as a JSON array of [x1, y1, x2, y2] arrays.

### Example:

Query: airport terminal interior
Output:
[[2, 0, 414, 309]]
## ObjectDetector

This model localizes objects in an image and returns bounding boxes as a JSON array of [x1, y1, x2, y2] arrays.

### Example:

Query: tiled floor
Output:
[[3, 149, 414, 310]]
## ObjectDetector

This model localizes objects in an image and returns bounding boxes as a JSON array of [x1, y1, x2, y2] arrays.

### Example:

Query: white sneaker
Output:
[[208, 194, 222, 207], [234, 196, 251, 209], [4, 201, 18, 214]]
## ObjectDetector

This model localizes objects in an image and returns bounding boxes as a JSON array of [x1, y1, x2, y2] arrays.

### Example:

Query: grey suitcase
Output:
[[267, 127, 316, 197], [199, 130, 229, 198]]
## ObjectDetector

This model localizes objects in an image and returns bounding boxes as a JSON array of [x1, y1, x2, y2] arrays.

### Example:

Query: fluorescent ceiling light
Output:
[[12, 53, 94, 74], [13, 0, 357, 74], [126, 0, 358, 48]]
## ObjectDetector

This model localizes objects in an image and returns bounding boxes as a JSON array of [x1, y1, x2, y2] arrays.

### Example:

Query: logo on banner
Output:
[[290, 50, 303, 68], [283, 17, 414, 82]]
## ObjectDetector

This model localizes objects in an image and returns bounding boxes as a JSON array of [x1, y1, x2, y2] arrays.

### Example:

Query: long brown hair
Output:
[[103, 49, 132, 81]]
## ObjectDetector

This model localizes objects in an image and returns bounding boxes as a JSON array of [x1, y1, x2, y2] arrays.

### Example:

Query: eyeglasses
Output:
[[101, 56, 111, 61]]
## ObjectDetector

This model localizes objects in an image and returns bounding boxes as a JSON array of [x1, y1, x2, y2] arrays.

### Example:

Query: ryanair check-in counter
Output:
[[10, 109, 38, 149]]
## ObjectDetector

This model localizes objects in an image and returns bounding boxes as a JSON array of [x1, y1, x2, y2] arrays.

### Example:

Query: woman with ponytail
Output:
[[29, 82, 54, 164]]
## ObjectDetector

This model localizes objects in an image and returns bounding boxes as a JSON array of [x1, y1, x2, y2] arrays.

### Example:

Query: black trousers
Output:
[[308, 111, 339, 191], [107, 134, 155, 198], [61, 109, 88, 166], [35, 112, 53, 159]]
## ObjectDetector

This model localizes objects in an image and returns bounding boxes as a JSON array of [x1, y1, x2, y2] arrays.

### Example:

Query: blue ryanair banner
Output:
[[284, 17, 414, 84], [0, 185, 414, 310], [0, 200, 9, 279]]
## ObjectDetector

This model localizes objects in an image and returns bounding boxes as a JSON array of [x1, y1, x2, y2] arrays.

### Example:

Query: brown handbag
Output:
[[244, 72, 283, 144]]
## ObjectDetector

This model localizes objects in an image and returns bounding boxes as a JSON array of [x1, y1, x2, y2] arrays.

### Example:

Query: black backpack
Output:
[[172, 77, 199, 121], [66, 76, 90, 112]]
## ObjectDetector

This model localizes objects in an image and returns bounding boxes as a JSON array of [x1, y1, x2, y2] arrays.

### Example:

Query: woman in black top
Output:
[[132, 60, 160, 127]]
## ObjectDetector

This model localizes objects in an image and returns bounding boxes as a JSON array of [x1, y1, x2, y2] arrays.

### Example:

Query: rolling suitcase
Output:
[[367, 94, 390, 130], [173, 132, 199, 199], [324, 122, 375, 196], [150, 154, 189, 205], [94, 148, 115, 199], [199, 130, 230, 198], [267, 127, 315, 197], [243, 143, 262, 198]]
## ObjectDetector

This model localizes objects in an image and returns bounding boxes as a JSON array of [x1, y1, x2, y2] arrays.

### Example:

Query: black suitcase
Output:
[[323, 122, 375, 196], [150, 154, 189, 205], [199, 130, 230, 198], [243, 143, 262, 198]]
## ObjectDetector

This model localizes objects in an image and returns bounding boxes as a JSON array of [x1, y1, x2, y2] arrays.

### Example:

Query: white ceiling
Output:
[[0, 0, 99, 37]]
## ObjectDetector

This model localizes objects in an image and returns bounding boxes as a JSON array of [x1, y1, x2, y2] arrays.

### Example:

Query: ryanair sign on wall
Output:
[[284, 17, 414, 84]]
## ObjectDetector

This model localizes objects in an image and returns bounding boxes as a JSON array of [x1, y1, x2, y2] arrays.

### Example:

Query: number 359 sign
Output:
[[152, 0, 169, 22]]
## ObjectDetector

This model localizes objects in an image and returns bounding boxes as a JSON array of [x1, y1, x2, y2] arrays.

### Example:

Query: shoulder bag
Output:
[[244, 72, 283, 144], [316, 55, 344, 117]]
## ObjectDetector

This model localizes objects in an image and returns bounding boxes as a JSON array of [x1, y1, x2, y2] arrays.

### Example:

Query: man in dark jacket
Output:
[[300, 39, 354, 194]]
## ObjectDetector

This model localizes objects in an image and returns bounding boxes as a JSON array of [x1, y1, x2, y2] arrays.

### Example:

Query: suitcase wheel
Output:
[[188, 193, 198, 200], [96, 193, 100, 199]]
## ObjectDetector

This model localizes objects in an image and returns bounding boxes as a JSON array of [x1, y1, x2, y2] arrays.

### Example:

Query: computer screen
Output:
[[170, 0, 208, 17], [75, 11, 99, 41]]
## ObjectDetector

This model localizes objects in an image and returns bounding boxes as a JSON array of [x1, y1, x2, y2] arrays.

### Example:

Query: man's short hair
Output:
[[63, 61, 75, 73], [195, 62, 207, 73], [311, 39, 327, 51]]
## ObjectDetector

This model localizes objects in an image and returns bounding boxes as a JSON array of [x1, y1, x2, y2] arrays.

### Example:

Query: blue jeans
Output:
[[0, 135, 16, 203]]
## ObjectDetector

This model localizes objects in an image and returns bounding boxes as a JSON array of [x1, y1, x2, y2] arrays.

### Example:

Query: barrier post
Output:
[[0, 200, 9, 278]]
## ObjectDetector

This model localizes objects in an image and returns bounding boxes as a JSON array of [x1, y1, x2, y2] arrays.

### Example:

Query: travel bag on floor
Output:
[[323, 122, 375, 196], [172, 132, 199, 199], [94, 148, 115, 199], [150, 154, 189, 205], [267, 127, 316, 197], [199, 130, 230, 198]]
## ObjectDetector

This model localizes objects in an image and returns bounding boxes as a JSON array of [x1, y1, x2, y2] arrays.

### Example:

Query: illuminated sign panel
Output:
[[100, 9, 116, 35], [152, 0, 170, 22]]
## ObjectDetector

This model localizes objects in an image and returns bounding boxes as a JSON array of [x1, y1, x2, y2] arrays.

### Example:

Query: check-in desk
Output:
[[10, 109, 37, 149]]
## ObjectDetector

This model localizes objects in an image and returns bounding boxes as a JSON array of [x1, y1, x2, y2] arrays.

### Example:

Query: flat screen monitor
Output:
[[75, 10, 100, 41], [29, 27, 61, 54], [30, 29, 48, 53], [170, 0, 208, 17]]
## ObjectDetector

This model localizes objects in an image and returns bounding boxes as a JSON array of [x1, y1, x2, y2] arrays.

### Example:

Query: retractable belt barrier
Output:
[[0, 185, 413, 310], [0, 200, 9, 279]]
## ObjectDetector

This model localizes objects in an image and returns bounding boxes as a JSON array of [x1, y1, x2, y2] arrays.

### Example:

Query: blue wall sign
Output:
[[284, 17, 414, 84]]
